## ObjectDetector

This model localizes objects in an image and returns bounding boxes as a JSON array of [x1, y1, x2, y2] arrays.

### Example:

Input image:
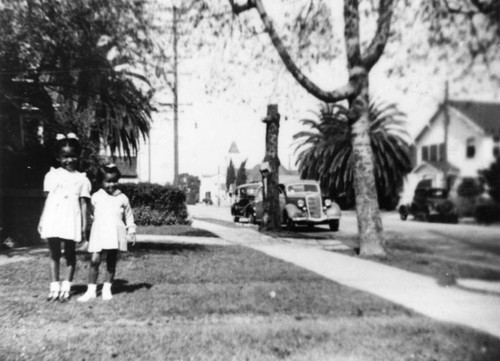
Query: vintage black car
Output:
[[252, 180, 342, 231], [399, 187, 459, 223], [231, 183, 261, 223]]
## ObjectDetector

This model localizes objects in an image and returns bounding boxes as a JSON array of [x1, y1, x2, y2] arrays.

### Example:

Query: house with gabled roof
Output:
[[402, 100, 500, 200]]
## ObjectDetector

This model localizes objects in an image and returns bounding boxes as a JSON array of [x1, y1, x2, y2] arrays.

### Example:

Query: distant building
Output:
[[199, 141, 244, 206], [198, 141, 300, 205], [402, 100, 500, 201]]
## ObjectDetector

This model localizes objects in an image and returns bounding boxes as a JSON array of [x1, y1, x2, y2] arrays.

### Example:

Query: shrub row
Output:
[[475, 204, 500, 224], [119, 183, 190, 226]]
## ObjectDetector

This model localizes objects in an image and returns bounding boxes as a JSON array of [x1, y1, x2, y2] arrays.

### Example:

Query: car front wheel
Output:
[[285, 216, 295, 231], [248, 212, 256, 225], [329, 220, 339, 232]]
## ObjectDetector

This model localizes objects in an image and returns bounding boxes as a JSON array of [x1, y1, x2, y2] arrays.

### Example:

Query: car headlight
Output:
[[297, 200, 305, 208], [324, 199, 332, 207]]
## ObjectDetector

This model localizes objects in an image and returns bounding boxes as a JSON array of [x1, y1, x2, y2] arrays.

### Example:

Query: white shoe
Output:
[[47, 282, 60, 302], [59, 281, 72, 302], [78, 284, 97, 302], [102, 282, 113, 301]]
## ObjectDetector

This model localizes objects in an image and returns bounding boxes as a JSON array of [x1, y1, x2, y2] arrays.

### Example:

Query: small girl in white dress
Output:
[[78, 164, 136, 302], [38, 133, 91, 302]]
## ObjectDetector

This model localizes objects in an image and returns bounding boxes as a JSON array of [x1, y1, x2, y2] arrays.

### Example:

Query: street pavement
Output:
[[188, 204, 500, 339]]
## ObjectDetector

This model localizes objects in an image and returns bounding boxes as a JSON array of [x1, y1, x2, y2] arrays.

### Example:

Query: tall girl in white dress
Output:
[[79, 164, 136, 302], [38, 133, 91, 302]]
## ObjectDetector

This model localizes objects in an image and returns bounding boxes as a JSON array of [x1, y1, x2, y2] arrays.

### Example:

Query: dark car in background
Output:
[[231, 183, 261, 223], [399, 187, 459, 223]]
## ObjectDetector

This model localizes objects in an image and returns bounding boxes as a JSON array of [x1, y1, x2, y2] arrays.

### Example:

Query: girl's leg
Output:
[[47, 238, 61, 301], [89, 252, 101, 284], [103, 250, 118, 301], [78, 252, 101, 302], [59, 240, 76, 302], [47, 238, 61, 282], [105, 250, 118, 283], [63, 239, 76, 281]]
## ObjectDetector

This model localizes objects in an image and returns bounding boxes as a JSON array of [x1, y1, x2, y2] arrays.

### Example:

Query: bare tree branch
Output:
[[231, 0, 355, 102], [362, 0, 394, 70], [228, 0, 255, 15]]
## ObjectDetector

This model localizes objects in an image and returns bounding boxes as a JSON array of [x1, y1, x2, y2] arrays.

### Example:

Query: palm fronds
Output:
[[294, 99, 413, 209]]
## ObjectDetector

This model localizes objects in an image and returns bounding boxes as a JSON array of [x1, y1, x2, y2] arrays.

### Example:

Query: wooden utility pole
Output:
[[260, 104, 281, 232], [173, 5, 179, 186]]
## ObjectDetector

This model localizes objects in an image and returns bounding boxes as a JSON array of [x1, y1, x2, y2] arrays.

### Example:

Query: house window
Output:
[[466, 137, 475, 158], [422, 146, 429, 162], [430, 144, 438, 162], [438, 143, 445, 162]]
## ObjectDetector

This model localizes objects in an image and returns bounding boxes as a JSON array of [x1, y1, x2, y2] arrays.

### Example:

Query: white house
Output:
[[402, 100, 500, 201]]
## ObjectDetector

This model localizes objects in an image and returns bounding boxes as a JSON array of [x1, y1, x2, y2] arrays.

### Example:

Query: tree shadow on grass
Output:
[[128, 242, 209, 255]]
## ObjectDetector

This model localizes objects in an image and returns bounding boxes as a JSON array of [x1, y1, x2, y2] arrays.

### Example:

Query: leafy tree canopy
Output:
[[480, 156, 500, 203], [178, 172, 201, 205], [226, 159, 236, 191], [0, 0, 161, 157], [236, 159, 248, 186]]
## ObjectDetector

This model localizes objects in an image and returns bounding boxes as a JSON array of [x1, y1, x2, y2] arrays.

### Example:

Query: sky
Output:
[[149, 0, 499, 178]]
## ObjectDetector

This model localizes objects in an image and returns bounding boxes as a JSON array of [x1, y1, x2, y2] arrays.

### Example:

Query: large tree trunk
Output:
[[261, 104, 281, 232], [350, 76, 386, 257]]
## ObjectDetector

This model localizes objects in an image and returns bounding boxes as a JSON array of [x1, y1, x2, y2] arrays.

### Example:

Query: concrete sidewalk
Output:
[[191, 219, 500, 339]]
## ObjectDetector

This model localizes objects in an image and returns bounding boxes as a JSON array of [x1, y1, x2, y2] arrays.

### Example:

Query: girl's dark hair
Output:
[[55, 137, 82, 156], [98, 164, 121, 183]]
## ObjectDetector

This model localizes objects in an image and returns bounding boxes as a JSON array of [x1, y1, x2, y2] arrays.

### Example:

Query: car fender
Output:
[[325, 202, 341, 218], [284, 203, 301, 218]]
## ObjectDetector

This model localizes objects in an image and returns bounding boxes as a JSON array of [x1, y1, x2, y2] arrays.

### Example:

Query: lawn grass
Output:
[[194, 215, 500, 282], [331, 230, 500, 282], [137, 224, 219, 237], [1, 244, 499, 360]]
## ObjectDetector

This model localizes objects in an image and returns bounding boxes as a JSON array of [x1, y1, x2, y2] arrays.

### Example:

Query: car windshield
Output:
[[428, 189, 448, 198], [287, 184, 319, 194], [238, 185, 259, 198]]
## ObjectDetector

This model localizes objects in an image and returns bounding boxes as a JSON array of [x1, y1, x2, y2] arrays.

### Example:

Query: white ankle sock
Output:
[[61, 280, 72, 292]]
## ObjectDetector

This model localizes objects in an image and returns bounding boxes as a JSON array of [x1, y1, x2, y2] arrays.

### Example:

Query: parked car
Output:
[[252, 180, 341, 231], [399, 187, 458, 223], [231, 183, 261, 223]]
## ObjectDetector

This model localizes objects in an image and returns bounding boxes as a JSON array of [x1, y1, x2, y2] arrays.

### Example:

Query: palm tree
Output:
[[294, 100, 413, 210]]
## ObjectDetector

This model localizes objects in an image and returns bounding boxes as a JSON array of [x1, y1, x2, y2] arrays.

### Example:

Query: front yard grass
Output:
[[137, 224, 218, 237], [1, 243, 499, 360]]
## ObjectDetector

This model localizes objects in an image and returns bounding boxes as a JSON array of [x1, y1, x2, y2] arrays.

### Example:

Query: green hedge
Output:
[[475, 204, 500, 224], [119, 183, 190, 226]]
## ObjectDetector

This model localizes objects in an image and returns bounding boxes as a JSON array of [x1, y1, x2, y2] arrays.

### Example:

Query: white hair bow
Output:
[[56, 133, 79, 141], [106, 163, 117, 169]]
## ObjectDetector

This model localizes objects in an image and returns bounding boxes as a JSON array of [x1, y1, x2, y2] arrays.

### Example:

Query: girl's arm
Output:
[[124, 198, 137, 245], [80, 197, 89, 242]]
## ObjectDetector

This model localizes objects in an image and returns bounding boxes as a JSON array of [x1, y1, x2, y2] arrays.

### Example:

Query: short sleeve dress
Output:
[[88, 189, 136, 252], [39, 167, 91, 242]]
